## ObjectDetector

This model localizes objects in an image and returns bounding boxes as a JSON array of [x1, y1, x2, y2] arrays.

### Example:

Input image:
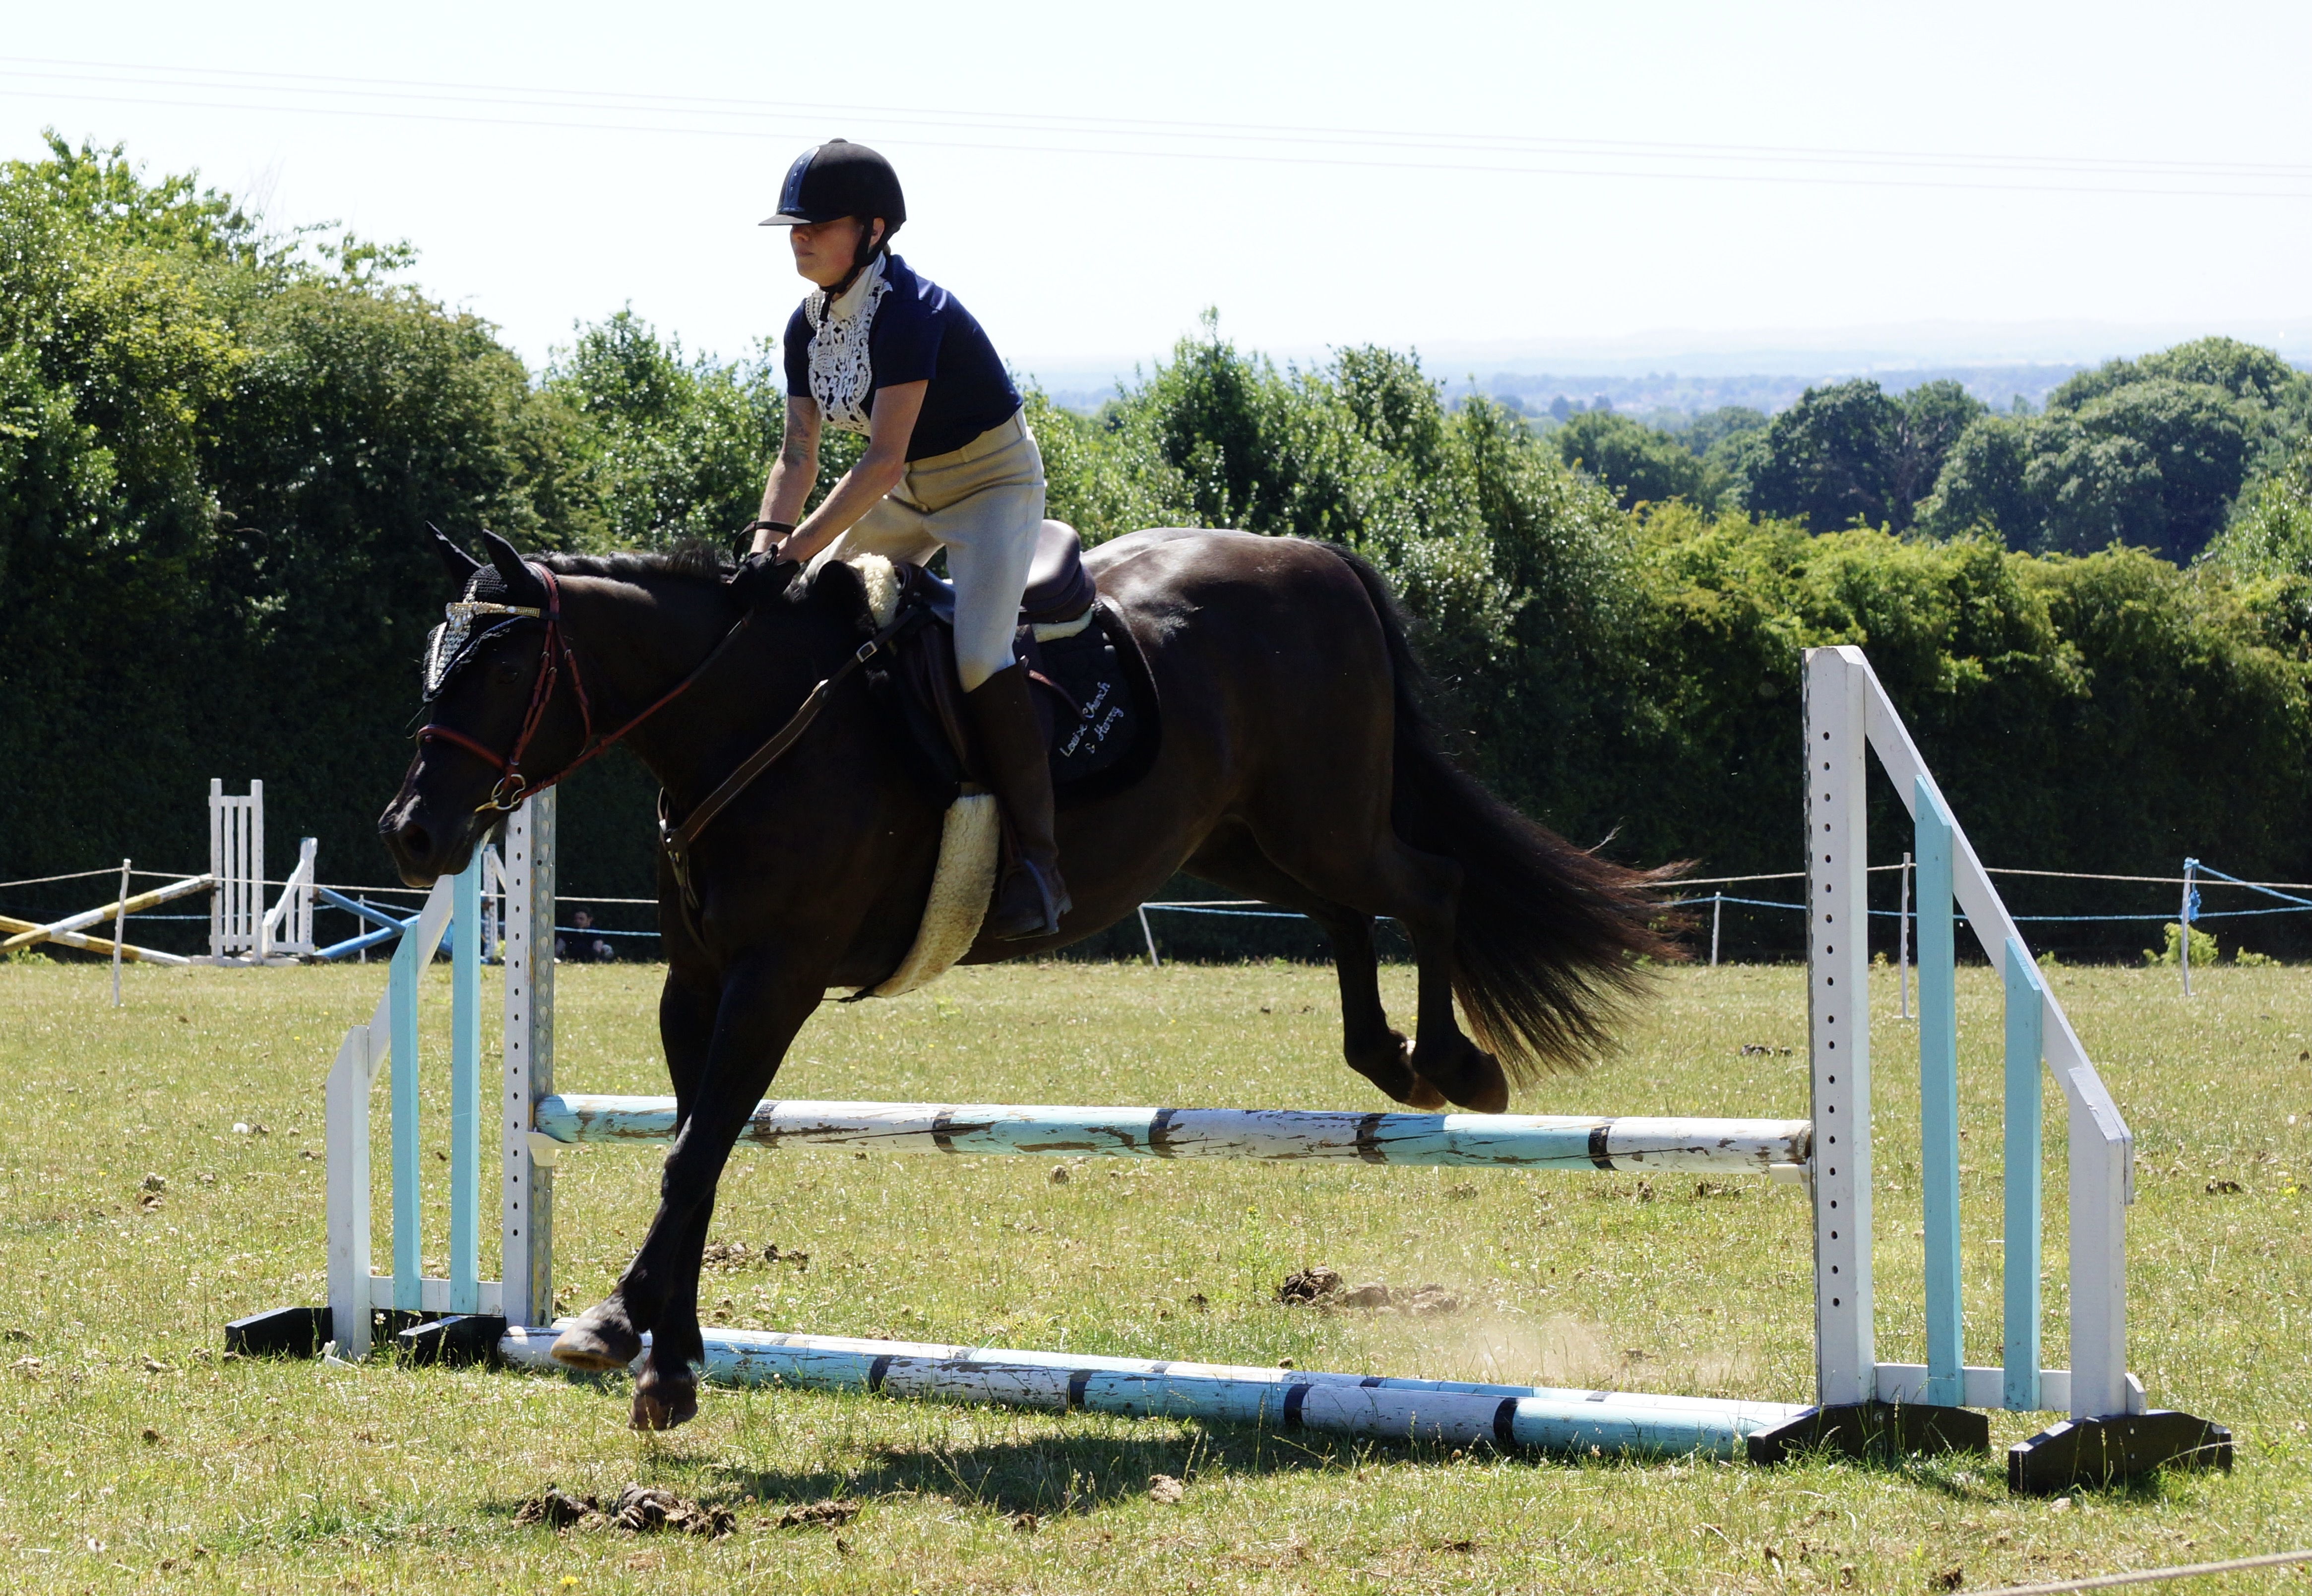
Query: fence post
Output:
[[1137, 904, 1160, 970], [1898, 851, 1912, 1021], [1805, 648, 1874, 1409], [208, 781, 221, 959], [449, 854, 482, 1315], [2002, 936, 2044, 1411], [1915, 778, 1963, 1407], [500, 793, 557, 1331], [389, 901, 424, 1312], [1709, 893, 1722, 967], [111, 858, 130, 1007], [250, 780, 268, 961], [2179, 857, 2198, 996]]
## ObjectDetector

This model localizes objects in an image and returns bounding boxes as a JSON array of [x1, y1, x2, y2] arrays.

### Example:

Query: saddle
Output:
[[879, 521, 1161, 804]]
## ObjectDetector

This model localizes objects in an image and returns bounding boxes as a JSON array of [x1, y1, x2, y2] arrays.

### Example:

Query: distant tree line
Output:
[[1543, 343, 2312, 568], [4, 137, 2308, 959]]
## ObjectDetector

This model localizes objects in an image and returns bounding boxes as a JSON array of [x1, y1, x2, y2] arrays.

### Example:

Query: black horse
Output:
[[383, 527, 1674, 1428]]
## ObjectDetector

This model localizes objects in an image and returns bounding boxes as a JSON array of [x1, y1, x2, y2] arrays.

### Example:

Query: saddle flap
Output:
[[891, 520, 1094, 631], [1020, 521, 1095, 626]]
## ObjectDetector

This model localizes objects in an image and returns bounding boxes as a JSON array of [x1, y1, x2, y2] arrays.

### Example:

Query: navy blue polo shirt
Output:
[[783, 254, 1022, 462]]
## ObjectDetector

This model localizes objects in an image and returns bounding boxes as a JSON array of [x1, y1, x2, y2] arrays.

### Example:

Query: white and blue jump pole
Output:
[[236, 649, 2227, 1491]]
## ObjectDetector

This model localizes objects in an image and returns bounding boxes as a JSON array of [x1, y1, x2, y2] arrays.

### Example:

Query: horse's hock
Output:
[[228, 646, 2230, 1494]]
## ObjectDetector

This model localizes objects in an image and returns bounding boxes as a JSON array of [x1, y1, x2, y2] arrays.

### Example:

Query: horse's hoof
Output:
[[550, 1312, 642, 1372], [630, 1378, 698, 1431], [1452, 1070, 1510, 1115], [1402, 1073, 1450, 1111]]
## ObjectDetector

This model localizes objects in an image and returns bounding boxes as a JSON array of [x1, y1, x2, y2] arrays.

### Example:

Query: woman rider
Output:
[[744, 139, 1067, 941]]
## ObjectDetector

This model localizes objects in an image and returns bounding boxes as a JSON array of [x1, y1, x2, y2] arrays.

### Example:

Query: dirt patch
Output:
[[514, 1487, 597, 1530], [701, 1239, 812, 1271], [1276, 1266, 1461, 1316], [1277, 1266, 1341, 1304], [514, 1483, 735, 1539], [773, 1498, 859, 1530]]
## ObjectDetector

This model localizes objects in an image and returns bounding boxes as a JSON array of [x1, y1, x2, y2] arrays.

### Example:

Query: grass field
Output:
[[0, 953, 2306, 1593]]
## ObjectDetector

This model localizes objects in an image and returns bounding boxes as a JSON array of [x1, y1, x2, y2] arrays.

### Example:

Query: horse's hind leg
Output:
[[1306, 908, 1443, 1109], [1245, 824, 1510, 1114], [1184, 827, 1438, 1108]]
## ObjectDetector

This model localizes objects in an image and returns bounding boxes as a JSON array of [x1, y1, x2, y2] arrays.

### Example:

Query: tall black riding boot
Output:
[[965, 662, 1072, 939]]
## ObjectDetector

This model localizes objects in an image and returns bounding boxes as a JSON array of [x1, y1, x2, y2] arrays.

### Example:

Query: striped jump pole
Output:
[[531, 1097, 1812, 1176], [499, 1326, 1824, 1461]]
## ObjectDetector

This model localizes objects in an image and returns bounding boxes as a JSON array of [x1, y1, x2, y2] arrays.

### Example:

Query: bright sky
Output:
[[5, 0, 2310, 386]]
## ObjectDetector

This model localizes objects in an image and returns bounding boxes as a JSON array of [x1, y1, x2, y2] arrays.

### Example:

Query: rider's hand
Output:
[[728, 550, 800, 607]]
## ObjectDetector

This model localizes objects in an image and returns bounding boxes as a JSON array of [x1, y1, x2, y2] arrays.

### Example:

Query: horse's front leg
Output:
[[551, 950, 820, 1429]]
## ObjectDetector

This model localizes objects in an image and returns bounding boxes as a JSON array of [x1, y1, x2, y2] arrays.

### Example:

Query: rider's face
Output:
[[789, 217, 883, 288]]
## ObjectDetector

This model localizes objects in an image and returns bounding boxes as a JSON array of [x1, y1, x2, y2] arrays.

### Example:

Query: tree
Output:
[[1888, 380, 1987, 520], [1745, 379, 1984, 532], [1917, 415, 2037, 540], [1920, 354, 2268, 561], [1550, 411, 1720, 511], [542, 308, 783, 550], [1744, 379, 1901, 530]]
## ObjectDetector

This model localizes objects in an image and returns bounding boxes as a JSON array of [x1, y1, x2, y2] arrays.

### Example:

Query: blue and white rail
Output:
[[531, 1095, 1810, 1176]]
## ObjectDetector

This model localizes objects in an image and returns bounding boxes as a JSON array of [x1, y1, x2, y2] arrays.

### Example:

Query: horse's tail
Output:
[[1327, 544, 1685, 1083]]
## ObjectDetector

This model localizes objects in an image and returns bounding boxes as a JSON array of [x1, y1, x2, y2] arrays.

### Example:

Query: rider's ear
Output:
[[478, 530, 548, 606]]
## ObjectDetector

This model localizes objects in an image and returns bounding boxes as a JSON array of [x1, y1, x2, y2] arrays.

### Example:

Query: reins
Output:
[[659, 604, 923, 912], [414, 556, 924, 918]]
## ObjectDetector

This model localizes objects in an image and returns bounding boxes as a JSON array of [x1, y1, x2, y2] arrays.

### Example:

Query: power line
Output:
[[4, 56, 2309, 202]]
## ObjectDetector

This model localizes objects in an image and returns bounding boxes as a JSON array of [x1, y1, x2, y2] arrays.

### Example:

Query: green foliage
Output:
[[1743, 379, 1985, 532], [2143, 921, 2219, 968], [1550, 411, 1724, 511], [0, 134, 614, 899], [2201, 436, 2312, 595], [1920, 339, 2312, 562], [541, 309, 784, 549]]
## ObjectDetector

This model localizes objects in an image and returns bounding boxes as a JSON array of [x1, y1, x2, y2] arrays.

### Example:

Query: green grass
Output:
[[0, 955, 2306, 1592]]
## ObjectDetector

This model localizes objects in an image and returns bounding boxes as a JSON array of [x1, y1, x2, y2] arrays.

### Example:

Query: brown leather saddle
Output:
[[881, 520, 1161, 805]]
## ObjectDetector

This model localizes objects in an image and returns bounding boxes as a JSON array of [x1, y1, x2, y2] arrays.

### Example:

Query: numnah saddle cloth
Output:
[[873, 521, 1162, 804]]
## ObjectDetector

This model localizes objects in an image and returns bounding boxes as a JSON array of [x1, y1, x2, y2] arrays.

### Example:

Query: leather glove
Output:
[[727, 550, 800, 608]]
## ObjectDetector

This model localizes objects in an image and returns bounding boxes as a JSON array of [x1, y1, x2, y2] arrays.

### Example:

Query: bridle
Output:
[[413, 558, 925, 916], [416, 562, 754, 814]]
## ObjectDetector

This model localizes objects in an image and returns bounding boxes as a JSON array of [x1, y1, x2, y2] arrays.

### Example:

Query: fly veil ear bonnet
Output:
[[420, 524, 545, 702]]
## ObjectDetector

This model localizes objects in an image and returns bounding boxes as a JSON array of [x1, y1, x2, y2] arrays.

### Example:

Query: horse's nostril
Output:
[[395, 820, 433, 860]]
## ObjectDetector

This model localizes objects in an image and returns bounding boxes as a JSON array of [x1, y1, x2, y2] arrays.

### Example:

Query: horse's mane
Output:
[[535, 541, 730, 583]]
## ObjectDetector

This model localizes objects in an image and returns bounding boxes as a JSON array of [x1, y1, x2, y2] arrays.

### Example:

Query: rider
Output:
[[744, 139, 1068, 941]]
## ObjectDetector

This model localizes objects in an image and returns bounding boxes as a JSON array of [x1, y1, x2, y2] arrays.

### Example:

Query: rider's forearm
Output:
[[754, 404, 821, 552], [782, 450, 906, 563], [755, 461, 813, 551]]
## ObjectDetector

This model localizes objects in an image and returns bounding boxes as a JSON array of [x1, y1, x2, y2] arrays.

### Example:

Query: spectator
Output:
[[557, 909, 618, 964]]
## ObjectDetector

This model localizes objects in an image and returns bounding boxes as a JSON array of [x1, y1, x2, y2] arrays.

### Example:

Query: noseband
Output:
[[416, 562, 752, 813]]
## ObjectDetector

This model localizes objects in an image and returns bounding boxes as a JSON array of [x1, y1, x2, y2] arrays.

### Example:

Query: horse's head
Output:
[[378, 527, 590, 885]]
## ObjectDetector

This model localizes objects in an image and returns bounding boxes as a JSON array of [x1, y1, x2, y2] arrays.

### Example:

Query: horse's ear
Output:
[[478, 530, 547, 606], [426, 522, 483, 586]]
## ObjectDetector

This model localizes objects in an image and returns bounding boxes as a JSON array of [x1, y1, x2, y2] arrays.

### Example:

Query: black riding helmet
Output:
[[762, 140, 905, 269]]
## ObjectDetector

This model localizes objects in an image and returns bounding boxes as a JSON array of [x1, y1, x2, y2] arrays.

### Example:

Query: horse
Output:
[[382, 525, 1676, 1429]]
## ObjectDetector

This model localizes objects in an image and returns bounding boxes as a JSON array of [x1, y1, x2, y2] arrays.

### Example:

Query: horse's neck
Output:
[[582, 582, 840, 800]]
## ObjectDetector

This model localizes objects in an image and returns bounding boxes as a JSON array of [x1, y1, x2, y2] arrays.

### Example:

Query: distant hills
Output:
[[1025, 318, 2312, 421]]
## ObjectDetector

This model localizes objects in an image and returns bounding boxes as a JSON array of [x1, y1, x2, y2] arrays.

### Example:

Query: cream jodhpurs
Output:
[[810, 409, 1046, 691]]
